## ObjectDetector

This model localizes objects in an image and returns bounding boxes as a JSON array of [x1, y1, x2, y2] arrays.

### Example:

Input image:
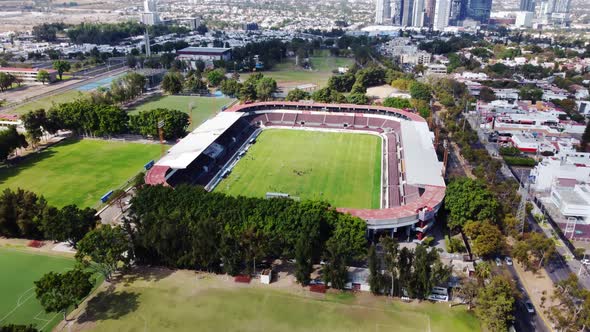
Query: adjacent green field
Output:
[[10, 90, 87, 115], [215, 129, 381, 209], [0, 139, 161, 208], [0, 248, 76, 332], [242, 53, 354, 87], [130, 95, 235, 130], [79, 270, 480, 332]]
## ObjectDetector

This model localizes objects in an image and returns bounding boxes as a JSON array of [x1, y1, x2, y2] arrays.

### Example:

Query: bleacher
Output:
[[386, 133, 401, 207]]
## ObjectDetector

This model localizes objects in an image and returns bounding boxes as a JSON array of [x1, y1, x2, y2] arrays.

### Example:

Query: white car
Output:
[[581, 259, 590, 265], [505, 256, 513, 266], [495, 258, 502, 266]]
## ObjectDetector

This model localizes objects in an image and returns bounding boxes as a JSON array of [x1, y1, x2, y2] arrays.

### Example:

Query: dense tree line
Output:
[[129, 108, 189, 140], [0, 188, 98, 244], [219, 73, 277, 102], [127, 185, 367, 281], [32, 22, 67, 42], [66, 22, 189, 45]]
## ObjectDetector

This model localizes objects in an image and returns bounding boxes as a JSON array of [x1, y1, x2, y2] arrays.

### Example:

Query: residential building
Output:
[[515, 11, 534, 28], [520, 0, 536, 12], [530, 152, 590, 192], [400, 51, 432, 65], [375, 0, 392, 24], [434, 0, 452, 30], [425, 63, 447, 75], [577, 100, 590, 117]]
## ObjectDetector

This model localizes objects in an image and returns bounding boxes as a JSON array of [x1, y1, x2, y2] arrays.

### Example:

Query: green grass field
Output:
[[0, 139, 161, 208], [130, 95, 235, 130], [215, 129, 382, 209], [10, 90, 87, 115], [242, 53, 354, 87], [0, 248, 76, 332], [78, 269, 480, 332]]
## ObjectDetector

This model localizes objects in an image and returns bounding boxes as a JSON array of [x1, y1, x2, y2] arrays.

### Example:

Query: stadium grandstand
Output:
[[146, 101, 445, 242]]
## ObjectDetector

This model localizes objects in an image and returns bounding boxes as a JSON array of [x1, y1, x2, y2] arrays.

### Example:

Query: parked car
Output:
[[581, 258, 590, 265], [524, 301, 535, 314], [495, 257, 502, 266], [505, 256, 513, 266]]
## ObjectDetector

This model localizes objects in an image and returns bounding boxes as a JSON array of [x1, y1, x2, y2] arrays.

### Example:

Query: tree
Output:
[[311, 87, 346, 103], [21, 109, 47, 148], [548, 274, 590, 332], [457, 278, 479, 310], [0, 126, 28, 161], [36, 70, 50, 84], [409, 82, 432, 101], [41, 205, 98, 248], [581, 121, 590, 152], [129, 108, 189, 140], [380, 236, 398, 296], [479, 87, 496, 102], [294, 235, 313, 286], [367, 244, 382, 294], [34, 269, 93, 321], [347, 92, 369, 105], [255, 77, 277, 101], [475, 276, 515, 332], [463, 221, 505, 258], [474, 261, 491, 283], [0, 325, 39, 332], [52, 60, 70, 80], [220, 79, 241, 97], [444, 178, 500, 229], [206, 69, 226, 87], [512, 232, 555, 272], [519, 86, 543, 102], [322, 239, 349, 290], [0, 73, 16, 92], [285, 88, 310, 101], [162, 71, 184, 94], [327, 73, 355, 92], [76, 226, 131, 281], [383, 97, 412, 109], [184, 74, 207, 93]]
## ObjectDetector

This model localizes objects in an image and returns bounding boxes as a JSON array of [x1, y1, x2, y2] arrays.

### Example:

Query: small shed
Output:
[[260, 269, 273, 284]]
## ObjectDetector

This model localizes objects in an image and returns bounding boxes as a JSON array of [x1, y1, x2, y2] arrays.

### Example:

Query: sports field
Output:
[[74, 269, 480, 332], [0, 247, 76, 332], [215, 129, 382, 209], [241, 52, 354, 87], [10, 90, 88, 115], [130, 95, 235, 130], [0, 139, 161, 208]]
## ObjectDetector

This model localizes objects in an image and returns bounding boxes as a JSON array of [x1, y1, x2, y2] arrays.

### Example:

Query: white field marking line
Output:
[[0, 288, 36, 323], [33, 310, 51, 322], [39, 312, 59, 331]]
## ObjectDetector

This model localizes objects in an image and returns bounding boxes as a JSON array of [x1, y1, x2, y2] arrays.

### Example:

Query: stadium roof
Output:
[[400, 121, 445, 187], [156, 112, 243, 169]]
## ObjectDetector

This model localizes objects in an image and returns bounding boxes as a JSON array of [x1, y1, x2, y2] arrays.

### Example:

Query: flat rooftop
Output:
[[400, 121, 445, 187], [177, 47, 232, 54]]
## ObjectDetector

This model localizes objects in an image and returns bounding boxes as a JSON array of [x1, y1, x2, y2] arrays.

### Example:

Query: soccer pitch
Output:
[[76, 269, 481, 332], [215, 129, 382, 209], [0, 247, 75, 332], [130, 95, 235, 130], [0, 139, 161, 208]]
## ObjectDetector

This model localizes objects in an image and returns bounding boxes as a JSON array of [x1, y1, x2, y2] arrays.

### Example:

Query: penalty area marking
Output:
[[0, 287, 36, 324]]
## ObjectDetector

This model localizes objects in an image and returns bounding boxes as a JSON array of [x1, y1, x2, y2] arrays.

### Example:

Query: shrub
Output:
[[503, 156, 536, 167]]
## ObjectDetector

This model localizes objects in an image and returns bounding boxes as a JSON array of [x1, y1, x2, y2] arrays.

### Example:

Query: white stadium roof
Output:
[[156, 112, 243, 169], [400, 121, 445, 187]]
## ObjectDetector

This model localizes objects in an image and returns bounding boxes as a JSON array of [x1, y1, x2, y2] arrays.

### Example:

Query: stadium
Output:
[[145, 101, 446, 241]]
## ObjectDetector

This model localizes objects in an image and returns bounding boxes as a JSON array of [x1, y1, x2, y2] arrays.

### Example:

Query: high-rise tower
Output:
[[375, 0, 392, 24]]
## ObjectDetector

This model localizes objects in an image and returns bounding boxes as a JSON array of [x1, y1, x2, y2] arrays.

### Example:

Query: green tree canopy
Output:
[[444, 178, 500, 229], [52, 60, 71, 80], [34, 269, 93, 321]]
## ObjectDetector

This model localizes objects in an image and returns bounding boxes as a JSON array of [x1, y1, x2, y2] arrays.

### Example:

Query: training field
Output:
[[215, 129, 382, 209], [241, 53, 354, 87], [10, 90, 88, 115], [0, 248, 75, 331], [130, 95, 235, 130], [0, 139, 161, 208], [74, 269, 480, 332]]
